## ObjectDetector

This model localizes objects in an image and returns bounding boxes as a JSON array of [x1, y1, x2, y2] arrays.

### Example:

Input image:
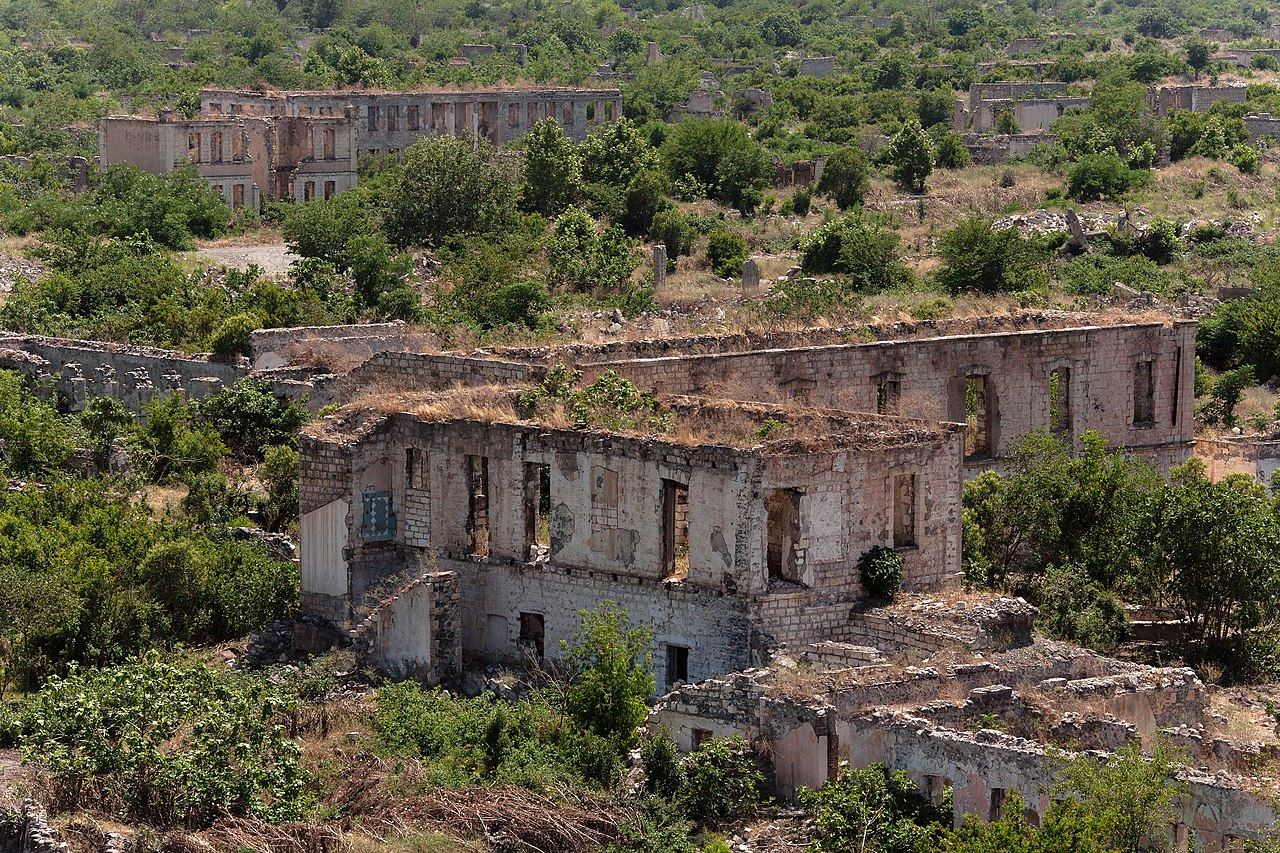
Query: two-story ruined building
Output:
[[295, 314, 1196, 684], [98, 109, 358, 209]]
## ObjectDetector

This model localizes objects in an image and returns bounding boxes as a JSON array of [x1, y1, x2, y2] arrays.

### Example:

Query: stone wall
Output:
[[963, 132, 1048, 164], [0, 333, 246, 412], [249, 321, 409, 370], [347, 569, 462, 683], [1196, 436, 1280, 483], [1153, 84, 1247, 116], [572, 321, 1197, 473], [309, 350, 541, 409]]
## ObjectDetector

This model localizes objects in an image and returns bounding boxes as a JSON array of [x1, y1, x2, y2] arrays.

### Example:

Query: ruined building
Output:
[[290, 314, 1195, 676], [98, 109, 358, 209], [199, 85, 624, 149]]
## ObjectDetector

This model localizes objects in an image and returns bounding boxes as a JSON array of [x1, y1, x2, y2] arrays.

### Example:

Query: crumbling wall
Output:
[[0, 333, 246, 412], [574, 321, 1196, 472], [348, 569, 462, 683], [249, 321, 409, 370], [1196, 436, 1280, 483], [310, 351, 541, 408]]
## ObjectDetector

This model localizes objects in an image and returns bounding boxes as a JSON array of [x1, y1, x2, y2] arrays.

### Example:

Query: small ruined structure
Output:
[[199, 85, 623, 148], [98, 108, 358, 209], [651, 593, 1279, 849], [1152, 83, 1248, 116]]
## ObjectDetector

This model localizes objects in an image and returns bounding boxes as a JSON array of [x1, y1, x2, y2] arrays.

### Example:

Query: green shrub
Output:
[[196, 379, 308, 461], [17, 657, 309, 828], [799, 215, 912, 291], [800, 765, 947, 853], [706, 230, 748, 277], [936, 217, 1044, 294], [858, 545, 904, 598], [207, 311, 262, 359], [681, 736, 765, 825], [1066, 152, 1139, 201]]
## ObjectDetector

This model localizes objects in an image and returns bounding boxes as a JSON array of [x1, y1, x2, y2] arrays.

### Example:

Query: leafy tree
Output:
[[799, 215, 912, 291], [887, 117, 933, 193], [196, 378, 309, 461], [761, 11, 802, 46], [562, 601, 654, 746], [801, 764, 948, 852], [258, 444, 300, 533], [208, 311, 262, 359], [1139, 461, 1280, 671], [1067, 152, 1138, 202], [817, 146, 869, 210], [520, 118, 582, 217], [681, 737, 765, 824], [621, 169, 671, 236], [706, 229, 749, 277], [934, 131, 971, 169], [936, 218, 1043, 294], [994, 110, 1020, 135], [580, 118, 661, 188], [661, 119, 770, 208], [486, 281, 550, 329], [135, 394, 226, 483], [383, 135, 516, 248], [548, 206, 638, 294], [1054, 741, 1186, 853], [858, 546, 904, 598], [1186, 38, 1213, 79], [17, 657, 309, 827], [651, 208, 694, 268]]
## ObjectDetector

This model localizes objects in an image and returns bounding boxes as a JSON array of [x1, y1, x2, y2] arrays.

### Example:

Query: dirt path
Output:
[[195, 243, 297, 276]]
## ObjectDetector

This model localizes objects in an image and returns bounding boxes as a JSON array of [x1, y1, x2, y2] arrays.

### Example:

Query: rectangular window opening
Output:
[[303, 180, 315, 201], [586, 102, 596, 122], [467, 454, 490, 557], [323, 180, 335, 199], [231, 184, 244, 209], [662, 479, 689, 581], [524, 463, 552, 562], [323, 127, 336, 159], [665, 643, 689, 688], [367, 105, 379, 131], [1171, 347, 1182, 426], [893, 472, 917, 549], [405, 447, 428, 489], [692, 728, 713, 750], [518, 612, 544, 658], [188, 132, 201, 163], [388, 105, 399, 132], [1048, 367, 1070, 436], [876, 378, 900, 415], [210, 130, 223, 162], [508, 103, 520, 127], [408, 104, 420, 131], [1134, 359, 1155, 425], [767, 488, 802, 583], [989, 787, 1007, 822], [964, 375, 992, 458]]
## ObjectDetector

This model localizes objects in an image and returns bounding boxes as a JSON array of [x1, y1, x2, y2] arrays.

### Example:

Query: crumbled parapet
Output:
[[347, 570, 462, 685]]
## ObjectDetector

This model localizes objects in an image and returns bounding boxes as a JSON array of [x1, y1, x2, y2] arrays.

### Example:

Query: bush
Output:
[[1134, 217, 1180, 264], [792, 187, 812, 216], [800, 765, 947, 853], [681, 737, 764, 825], [548, 206, 639, 294], [706, 230, 748, 277], [816, 146, 869, 210], [562, 601, 655, 746], [1231, 143, 1261, 175], [196, 379, 309, 461], [207, 311, 262, 359], [936, 217, 1043, 294], [17, 657, 309, 828], [520, 118, 582, 217], [858, 545, 904, 598], [651, 208, 694, 268], [799, 215, 913, 291], [933, 131, 971, 169], [1067, 152, 1138, 201], [487, 280, 550, 329]]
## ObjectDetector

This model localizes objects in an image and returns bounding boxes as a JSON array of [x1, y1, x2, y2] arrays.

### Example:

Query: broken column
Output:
[[653, 244, 668, 291], [742, 258, 760, 293]]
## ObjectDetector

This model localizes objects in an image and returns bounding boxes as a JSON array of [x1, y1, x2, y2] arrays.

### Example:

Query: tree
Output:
[[761, 11, 802, 46], [547, 206, 639, 294], [580, 119, 660, 188], [817, 146, 870, 210], [1185, 38, 1213, 79], [1139, 461, 1280, 668], [196, 378, 308, 461], [933, 132, 971, 169], [382, 135, 516, 248], [1054, 741, 1186, 853], [887, 117, 933, 193], [936, 217, 1042, 294], [994, 110, 1021, 135], [1066, 152, 1137, 202], [706, 230, 749, 277], [520, 118, 582, 217], [561, 601, 654, 745], [661, 119, 770, 206]]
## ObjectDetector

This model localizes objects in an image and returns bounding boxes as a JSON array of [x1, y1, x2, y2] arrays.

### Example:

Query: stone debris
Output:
[[0, 254, 44, 293]]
